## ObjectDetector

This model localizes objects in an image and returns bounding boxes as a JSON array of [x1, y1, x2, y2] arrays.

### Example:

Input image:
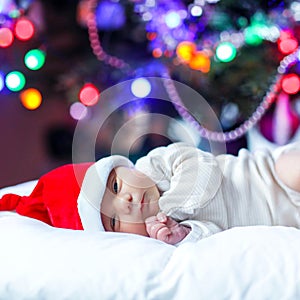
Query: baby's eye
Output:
[[113, 180, 118, 194], [110, 215, 117, 231]]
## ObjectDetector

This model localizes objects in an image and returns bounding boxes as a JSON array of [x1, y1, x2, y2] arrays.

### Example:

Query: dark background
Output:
[[0, 0, 299, 187]]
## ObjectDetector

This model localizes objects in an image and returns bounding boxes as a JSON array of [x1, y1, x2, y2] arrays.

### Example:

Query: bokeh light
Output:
[[244, 25, 263, 45], [176, 41, 196, 62], [24, 49, 46, 70], [189, 51, 210, 73], [190, 5, 203, 17], [152, 48, 162, 58], [131, 78, 151, 98], [78, 83, 100, 106], [14, 18, 35, 41], [278, 36, 298, 54], [20, 88, 42, 110], [0, 27, 14, 48], [5, 71, 26, 92], [215, 42, 237, 62], [0, 73, 5, 92], [70, 102, 88, 120], [281, 74, 300, 94], [165, 11, 182, 29], [95, 0, 126, 30]]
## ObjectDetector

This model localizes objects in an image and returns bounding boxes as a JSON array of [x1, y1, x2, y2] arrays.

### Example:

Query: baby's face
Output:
[[101, 166, 160, 236]]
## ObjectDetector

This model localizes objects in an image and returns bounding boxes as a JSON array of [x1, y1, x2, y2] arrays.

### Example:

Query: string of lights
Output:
[[84, 0, 300, 140], [163, 48, 300, 142]]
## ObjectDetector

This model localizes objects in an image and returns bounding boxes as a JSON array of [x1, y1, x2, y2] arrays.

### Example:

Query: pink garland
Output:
[[163, 49, 299, 142]]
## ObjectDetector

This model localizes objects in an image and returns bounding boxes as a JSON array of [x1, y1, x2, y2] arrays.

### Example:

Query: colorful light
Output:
[[244, 26, 262, 46], [131, 78, 151, 98], [5, 71, 26, 92], [24, 49, 46, 70], [176, 41, 196, 62], [272, 92, 300, 145], [20, 88, 42, 110], [0, 27, 14, 48], [190, 5, 203, 17], [278, 36, 298, 54], [215, 42, 237, 62], [14, 18, 35, 41], [9, 9, 20, 19], [189, 51, 210, 73], [0, 73, 4, 92], [165, 11, 182, 29], [146, 32, 157, 41], [152, 48, 162, 58], [70, 102, 88, 120], [78, 83, 100, 106], [281, 74, 300, 94], [95, 0, 126, 30]]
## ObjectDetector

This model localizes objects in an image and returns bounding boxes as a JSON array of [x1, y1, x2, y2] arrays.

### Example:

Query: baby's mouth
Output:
[[139, 194, 146, 210]]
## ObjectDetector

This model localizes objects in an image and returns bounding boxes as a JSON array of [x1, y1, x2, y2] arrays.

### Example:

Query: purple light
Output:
[[69, 102, 88, 120], [0, 73, 4, 91], [96, 0, 126, 30]]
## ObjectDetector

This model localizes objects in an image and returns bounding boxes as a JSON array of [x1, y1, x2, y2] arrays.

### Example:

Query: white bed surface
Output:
[[1, 181, 300, 300], [1, 212, 300, 300]]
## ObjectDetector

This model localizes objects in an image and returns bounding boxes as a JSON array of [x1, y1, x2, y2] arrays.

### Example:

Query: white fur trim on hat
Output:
[[77, 155, 134, 231]]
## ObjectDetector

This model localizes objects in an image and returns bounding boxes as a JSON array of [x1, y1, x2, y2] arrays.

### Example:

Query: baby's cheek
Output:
[[149, 199, 160, 217]]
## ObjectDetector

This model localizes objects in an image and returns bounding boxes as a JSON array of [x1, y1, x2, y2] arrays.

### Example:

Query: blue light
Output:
[[131, 78, 151, 98], [0, 73, 4, 91], [96, 0, 126, 30], [165, 11, 181, 29]]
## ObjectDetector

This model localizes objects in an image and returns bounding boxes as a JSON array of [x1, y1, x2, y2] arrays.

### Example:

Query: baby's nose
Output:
[[115, 193, 133, 214], [120, 192, 132, 203]]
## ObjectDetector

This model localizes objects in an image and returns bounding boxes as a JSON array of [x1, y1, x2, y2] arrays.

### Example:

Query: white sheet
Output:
[[1, 182, 300, 299]]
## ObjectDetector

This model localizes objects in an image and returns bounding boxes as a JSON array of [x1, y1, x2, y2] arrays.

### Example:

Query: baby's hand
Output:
[[145, 212, 191, 245]]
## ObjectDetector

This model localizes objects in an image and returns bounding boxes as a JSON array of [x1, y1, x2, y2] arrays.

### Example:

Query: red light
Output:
[[0, 28, 14, 48], [78, 83, 100, 106], [14, 18, 35, 41], [152, 48, 162, 58], [277, 30, 298, 55], [282, 74, 300, 94], [278, 37, 298, 54]]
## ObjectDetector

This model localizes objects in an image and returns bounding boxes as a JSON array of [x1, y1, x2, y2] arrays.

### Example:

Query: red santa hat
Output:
[[0, 156, 133, 231]]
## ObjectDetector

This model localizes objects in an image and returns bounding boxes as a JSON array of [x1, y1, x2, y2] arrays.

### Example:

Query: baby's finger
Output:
[[157, 212, 167, 223], [146, 221, 167, 239], [156, 226, 172, 242]]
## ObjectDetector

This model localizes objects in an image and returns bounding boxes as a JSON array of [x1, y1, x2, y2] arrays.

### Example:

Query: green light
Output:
[[24, 49, 46, 70], [5, 71, 26, 92], [8, 9, 21, 18], [244, 12, 267, 46], [237, 17, 248, 28], [244, 25, 263, 45], [215, 42, 237, 63]]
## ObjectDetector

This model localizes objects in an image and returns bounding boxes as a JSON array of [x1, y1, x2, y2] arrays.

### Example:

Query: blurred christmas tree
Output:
[[2, 0, 299, 148], [76, 0, 299, 147]]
